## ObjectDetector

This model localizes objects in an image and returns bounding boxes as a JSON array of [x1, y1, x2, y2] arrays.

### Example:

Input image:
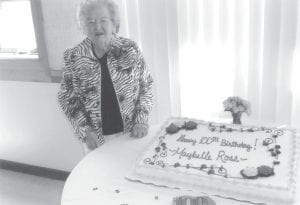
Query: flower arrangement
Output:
[[223, 96, 251, 124]]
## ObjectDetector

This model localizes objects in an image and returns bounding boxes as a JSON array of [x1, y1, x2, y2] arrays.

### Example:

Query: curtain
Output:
[[116, 0, 300, 126], [177, 0, 300, 126]]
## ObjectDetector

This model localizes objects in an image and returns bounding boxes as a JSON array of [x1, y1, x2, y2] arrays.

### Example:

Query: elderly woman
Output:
[[58, 0, 153, 154]]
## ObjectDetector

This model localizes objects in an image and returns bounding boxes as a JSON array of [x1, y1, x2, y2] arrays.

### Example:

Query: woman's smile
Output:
[[95, 32, 105, 36]]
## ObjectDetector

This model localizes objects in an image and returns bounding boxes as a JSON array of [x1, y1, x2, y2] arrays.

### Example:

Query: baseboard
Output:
[[0, 159, 70, 181]]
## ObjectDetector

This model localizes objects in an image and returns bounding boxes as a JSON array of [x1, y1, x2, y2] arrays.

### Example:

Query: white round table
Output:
[[61, 125, 300, 205]]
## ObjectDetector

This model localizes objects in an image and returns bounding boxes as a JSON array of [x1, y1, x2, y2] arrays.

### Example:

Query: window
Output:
[[0, 0, 50, 82], [0, 0, 38, 59]]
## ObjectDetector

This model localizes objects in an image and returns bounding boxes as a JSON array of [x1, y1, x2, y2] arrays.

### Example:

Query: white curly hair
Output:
[[76, 0, 120, 34]]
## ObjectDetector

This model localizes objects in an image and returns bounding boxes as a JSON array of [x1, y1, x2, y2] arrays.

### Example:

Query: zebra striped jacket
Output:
[[58, 35, 153, 145]]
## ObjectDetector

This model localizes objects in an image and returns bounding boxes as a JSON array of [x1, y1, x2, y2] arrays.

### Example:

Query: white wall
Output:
[[0, 0, 86, 171], [41, 0, 83, 70], [0, 81, 84, 171]]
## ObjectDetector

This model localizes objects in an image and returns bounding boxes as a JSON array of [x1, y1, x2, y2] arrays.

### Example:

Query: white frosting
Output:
[[127, 118, 299, 204]]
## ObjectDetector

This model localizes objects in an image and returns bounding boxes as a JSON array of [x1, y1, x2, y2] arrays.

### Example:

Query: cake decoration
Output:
[[166, 123, 181, 134], [145, 120, 284, 179], [166, 121, 198, 134], [183, 121, 198, 130], [127, 118, 298, 204], [257, 165, 274, 177], [240, 167, 259, 179]]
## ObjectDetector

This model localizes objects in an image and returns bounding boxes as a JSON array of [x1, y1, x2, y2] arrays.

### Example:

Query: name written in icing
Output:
[[216, 150, 247, 163], [169, 147, 212, 161]]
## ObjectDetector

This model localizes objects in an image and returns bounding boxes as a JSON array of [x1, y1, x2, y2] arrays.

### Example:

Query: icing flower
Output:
[[207, 169, 215, 175], [263, 140, 269, 146], [183, 121, 198, 130], [155, 147, 161, 152], [166, 123, 181, 134], [240, 167, 259, 179], [269, 145, 281, 157], [200, 164, 207, 170], [258, 165, 274, 177]]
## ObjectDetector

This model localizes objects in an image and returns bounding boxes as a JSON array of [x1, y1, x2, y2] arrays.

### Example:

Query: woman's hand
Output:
[[84, 128, 100, 150], [131, 124, 149, 138]]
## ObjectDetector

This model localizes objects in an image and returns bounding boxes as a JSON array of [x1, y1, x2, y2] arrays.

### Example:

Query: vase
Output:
[[231, 112, 242, 124]]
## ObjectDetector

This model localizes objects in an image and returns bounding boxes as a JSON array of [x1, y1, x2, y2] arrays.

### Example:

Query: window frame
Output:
[[0, 0, 51, 82]]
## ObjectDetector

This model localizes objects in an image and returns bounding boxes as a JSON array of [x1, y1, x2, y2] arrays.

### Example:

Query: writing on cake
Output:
[[176, 134, 257, 152], [169, 147, 247, 163]]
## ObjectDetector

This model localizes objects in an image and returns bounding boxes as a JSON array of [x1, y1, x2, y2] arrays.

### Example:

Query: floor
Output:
[[0, 169, 65, 205]]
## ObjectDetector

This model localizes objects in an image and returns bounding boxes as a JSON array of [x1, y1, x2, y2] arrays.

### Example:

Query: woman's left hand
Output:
[[131, 124, 149, 138]]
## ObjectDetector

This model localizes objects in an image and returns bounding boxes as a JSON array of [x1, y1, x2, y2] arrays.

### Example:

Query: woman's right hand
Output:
[[84, 128, 99, 150]]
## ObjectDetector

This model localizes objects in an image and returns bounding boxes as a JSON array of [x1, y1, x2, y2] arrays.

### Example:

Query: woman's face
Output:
[[86, 5, 116, 50]]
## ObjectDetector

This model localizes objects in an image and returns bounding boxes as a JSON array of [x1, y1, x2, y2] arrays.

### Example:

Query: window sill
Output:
[[0, 55, 38, 60]]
